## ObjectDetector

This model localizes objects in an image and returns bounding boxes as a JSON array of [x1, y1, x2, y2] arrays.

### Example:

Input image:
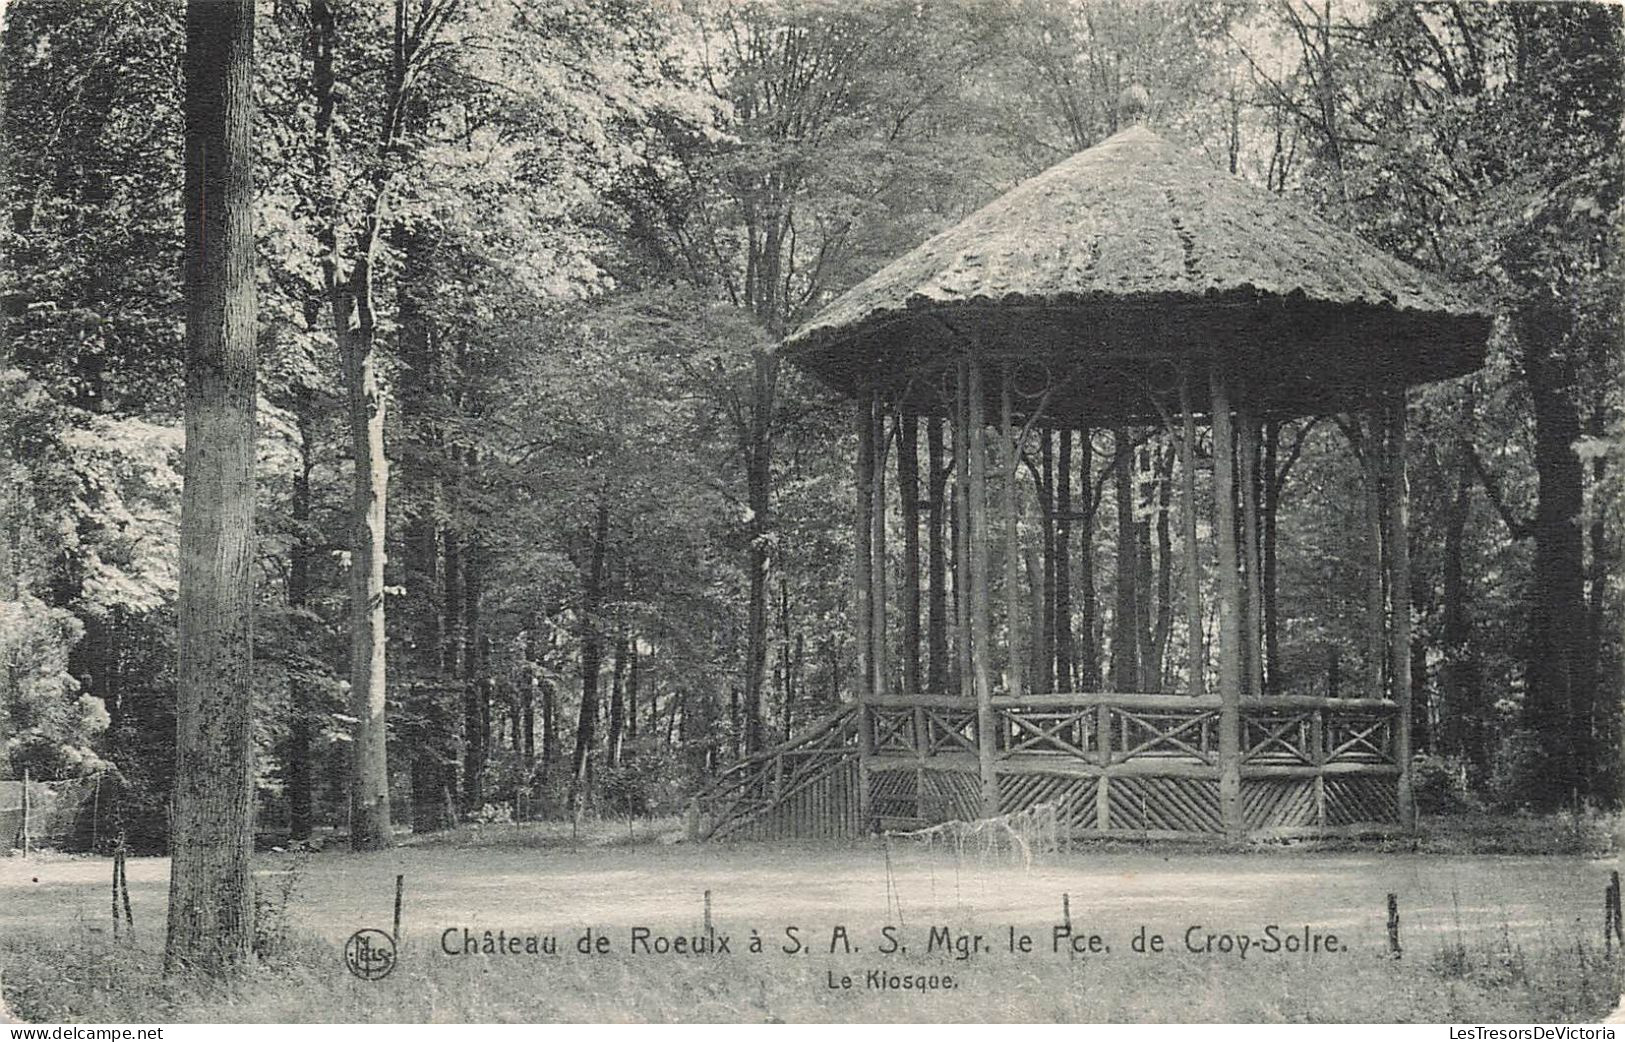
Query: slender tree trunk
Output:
[[1150, 444, 1174, 692], [398, 227, 454, 835], [312, 0, 393, 852], [607, 634, 628, 768], [1077, 428, 1099, 691], [462, 541, 487, 812], [287, 395, 315, 840], [1111, 430, 1139, 690], [741, 349, 777, 756], [569, 498, 610, 812], [167, 0, 256, 974], [777, 579, 792, 737], [1262, 421, 1283, 693], [1440, 397, 1477, 769], [628, 642, 640, 743], [443, 529, 464, 797]]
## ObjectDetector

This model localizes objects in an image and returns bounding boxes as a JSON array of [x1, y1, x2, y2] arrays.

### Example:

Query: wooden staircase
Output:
[[689, 705, 861, 841]]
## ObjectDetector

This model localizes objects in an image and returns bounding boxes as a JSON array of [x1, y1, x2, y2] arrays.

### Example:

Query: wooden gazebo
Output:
[[693, 102, 1492, 841]]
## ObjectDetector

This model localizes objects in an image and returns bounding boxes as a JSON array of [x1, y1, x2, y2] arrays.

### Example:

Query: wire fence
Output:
[[1, 772, 110, 855]]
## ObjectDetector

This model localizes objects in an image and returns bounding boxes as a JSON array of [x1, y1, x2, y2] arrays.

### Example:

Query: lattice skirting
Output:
[[1108, 775, 1223, 833], [919, 768, 983, 824], [1324, 774, 1399, 826], [1241, 777, 1319, 830], [998, 771, 1099, 833]]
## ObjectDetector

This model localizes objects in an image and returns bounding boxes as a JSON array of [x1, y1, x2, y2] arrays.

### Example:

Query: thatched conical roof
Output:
[[783, 124, 1492, 423]]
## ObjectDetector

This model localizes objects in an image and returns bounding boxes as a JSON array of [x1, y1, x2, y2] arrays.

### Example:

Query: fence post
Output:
[[1387, 893, 1401, 959], [1606, 871, 1622, 956]]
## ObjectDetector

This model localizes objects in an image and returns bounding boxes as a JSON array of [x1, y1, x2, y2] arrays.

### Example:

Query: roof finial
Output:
[[1118, 83, 1151, 127]]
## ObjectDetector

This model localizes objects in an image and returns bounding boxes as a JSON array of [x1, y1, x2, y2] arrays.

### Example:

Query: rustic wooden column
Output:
[[1239, 400, 1264, 699], [854, 392, 875, 832], [954, 376, 974, 703], [1001, 365, 1026, 699], [967, 359, 1000, 817], [1363, 411, 1386, 699], [1177, 365, 1205, 697], [1387, 391, 1416, 830], [926, 417, 950, 694], [899, 414, 922, 696], [1209, 367, 1244, 837], [1055, 429, 1074, 692], [872, 401, 891, 701]]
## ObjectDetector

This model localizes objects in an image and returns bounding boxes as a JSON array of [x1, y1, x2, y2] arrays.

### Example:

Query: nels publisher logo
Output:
[[345, 928, 397, 981]]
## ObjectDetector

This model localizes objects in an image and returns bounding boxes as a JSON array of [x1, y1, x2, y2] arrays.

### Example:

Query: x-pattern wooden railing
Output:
[[1113, 708, 1219, 763], [695, 693, 1400, 840], [1326, 714, 1394, 763], [923, 708, 978, 754], [1242, 710, 1316, 764], [1000, 708, 1094, 757]]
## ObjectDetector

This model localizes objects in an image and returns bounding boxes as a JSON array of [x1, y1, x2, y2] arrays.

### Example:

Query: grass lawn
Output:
[[2, 818, 1620, 1023]]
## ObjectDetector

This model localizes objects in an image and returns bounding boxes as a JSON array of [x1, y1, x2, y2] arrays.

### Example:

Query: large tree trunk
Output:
[[1521, 305, 1591, 808], [339, 297, 393, 849], [167, 0, 256, 975]]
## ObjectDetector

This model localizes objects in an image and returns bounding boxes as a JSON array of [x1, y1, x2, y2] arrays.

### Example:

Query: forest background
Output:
[[1, 0, 1620, 851]]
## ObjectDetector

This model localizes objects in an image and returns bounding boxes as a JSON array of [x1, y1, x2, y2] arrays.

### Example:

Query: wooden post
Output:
[[900, 414, 922, 696], [1364, 411, 1386, 699], [1055, 429, 1074, 693], [855, 393, 876, 832], [1387, 393, 1416, 830], [926, 417, 949, 694], [954, 378, 974, 704], [966, 360, 1000, 817], [1209, 368, 1243, 838], [20, 768, 28, 860], [393, 873, 404, 942], [1177, 366, 1205, 697], [1607, 873, 1619, 956], [1001, 365, 1025, 699], [1386, 892, 1401, 958], [1311, 705, 1327, 827], [873, 400, 891, 701], [1239, 401, 1264, 699]]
